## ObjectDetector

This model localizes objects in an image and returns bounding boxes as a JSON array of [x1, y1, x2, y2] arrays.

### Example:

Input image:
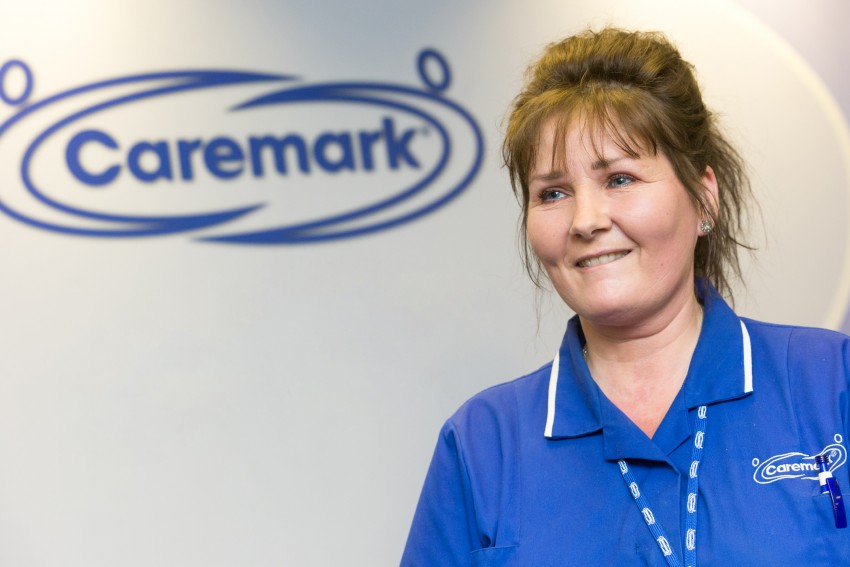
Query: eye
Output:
[[608, 174, 635, 188], [540, 188, 569, 202]]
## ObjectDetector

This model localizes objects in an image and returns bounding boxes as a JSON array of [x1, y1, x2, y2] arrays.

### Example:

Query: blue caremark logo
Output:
[[0, 49, 483, 243], [752, 436, 847, 484]]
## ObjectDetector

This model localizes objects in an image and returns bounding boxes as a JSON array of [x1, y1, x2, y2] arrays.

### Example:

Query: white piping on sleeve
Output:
[[741, 320, 753, 393], [544, 353, 559, 438]]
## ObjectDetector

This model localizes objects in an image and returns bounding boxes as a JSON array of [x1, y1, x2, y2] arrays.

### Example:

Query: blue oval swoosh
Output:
[[0, 56, 484, 243], [7, 70, 292, 236]]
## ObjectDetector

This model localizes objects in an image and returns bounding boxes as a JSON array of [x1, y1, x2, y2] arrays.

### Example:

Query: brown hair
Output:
[[502, 27, 752, 298]]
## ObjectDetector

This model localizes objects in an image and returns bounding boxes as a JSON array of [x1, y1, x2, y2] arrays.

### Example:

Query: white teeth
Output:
[[578, 251, 628, 268]]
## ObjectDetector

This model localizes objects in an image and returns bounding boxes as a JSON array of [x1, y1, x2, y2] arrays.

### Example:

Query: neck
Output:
[[580, 293, 704, 438]]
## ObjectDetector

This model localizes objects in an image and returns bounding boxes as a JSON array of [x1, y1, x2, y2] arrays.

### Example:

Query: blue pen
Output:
[[816, 453, 847, 529]]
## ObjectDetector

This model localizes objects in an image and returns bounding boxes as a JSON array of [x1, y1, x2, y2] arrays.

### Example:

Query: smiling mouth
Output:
[[577, 251, 630, 268]]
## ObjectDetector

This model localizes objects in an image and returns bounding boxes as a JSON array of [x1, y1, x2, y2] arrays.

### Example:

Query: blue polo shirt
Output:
[[401, 284, 850, 565]]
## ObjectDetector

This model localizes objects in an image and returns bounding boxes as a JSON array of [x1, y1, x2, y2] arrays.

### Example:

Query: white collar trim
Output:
[[741, 320, 753, 393], [543, 320, 754, 438], [543, 352, 559, 438]]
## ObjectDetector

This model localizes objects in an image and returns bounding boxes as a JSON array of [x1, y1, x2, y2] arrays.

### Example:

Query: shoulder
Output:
[[742, 317, 850, 384], [442, 361, 553, 443], [742, 317, 850, 350]]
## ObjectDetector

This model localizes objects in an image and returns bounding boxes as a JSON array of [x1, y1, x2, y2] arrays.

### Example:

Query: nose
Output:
[[569, 189, 611, 239]]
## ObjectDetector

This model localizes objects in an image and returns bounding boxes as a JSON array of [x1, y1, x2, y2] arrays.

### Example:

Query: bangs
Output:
[[512, 85, 675, 185], [540, 87, 665, 176]]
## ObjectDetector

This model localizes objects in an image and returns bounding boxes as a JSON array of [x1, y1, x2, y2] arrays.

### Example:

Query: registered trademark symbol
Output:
[[752, 458, 760, 467], [836, 434, 844, 443], [417, 49, 451, 93], [0, 59, 34, 106]]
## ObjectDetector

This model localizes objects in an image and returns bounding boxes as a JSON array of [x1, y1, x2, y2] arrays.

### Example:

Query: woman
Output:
[[401, 27, 850, 566]]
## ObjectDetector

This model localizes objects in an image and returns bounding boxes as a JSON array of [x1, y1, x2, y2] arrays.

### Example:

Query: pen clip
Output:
[[816, 453, 847, 529]]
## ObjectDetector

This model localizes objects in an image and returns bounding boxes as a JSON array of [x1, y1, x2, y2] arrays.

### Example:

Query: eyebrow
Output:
[[591, 156, 629, 170], [531, 156, 635, 182], [530, 171, 564, 183]]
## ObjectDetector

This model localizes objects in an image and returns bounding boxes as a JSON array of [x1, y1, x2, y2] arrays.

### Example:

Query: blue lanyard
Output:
[[619, 405, 708, 567]]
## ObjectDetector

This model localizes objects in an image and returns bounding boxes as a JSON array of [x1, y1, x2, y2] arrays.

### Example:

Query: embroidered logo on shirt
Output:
[[752, 434, 846, 484]]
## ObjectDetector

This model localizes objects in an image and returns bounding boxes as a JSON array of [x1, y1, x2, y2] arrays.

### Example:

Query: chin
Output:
[[562, 284, 630, 310], [579, 306, 641, 327], [569, 287, 667, 326]]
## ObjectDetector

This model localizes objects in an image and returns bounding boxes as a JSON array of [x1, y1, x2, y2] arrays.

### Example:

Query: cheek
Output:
[[617, 191, 674, 224], [618, 193, 697, 243], [526, 213, 565, 264]]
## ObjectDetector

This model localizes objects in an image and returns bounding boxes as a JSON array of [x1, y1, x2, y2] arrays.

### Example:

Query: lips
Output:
[[576, 250, 630, 268]]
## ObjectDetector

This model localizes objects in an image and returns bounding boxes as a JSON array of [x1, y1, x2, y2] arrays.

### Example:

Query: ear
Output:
[[700, 165, 719, 217], [697, 165, 719, 236]]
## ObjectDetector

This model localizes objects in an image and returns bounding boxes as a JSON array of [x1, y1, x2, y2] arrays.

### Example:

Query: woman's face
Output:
[[526, 119, 715, 329]]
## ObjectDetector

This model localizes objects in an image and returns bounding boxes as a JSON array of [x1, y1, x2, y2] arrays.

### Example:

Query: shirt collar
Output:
[[544, 280, 753, 441]]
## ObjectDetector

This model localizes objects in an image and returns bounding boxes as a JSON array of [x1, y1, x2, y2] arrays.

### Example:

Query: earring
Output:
[[699, 220, 713, 235]]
